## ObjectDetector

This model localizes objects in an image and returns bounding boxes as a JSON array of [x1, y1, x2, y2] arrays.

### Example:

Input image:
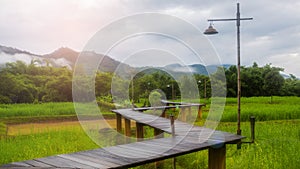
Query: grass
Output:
[[0, 96, 299, 168], [0, 127, 98, 165], [0, 120, 299, 168], [0, 102, 75, 118], [0, 123, 7, 137], [0, 102, 115, 124], [201, 96, 300, 122], [174, 120, 300, 169]]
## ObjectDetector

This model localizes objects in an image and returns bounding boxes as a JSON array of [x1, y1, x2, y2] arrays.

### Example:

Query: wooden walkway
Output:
[[1, 105, 243, 169]]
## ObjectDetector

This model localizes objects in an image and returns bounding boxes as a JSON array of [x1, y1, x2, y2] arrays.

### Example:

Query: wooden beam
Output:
[[116, 114, 122, 133], [136, 122, 144, 141], [208, 145, 226, 169]]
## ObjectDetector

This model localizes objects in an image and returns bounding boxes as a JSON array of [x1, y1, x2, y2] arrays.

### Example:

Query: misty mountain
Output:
[[0, 45, 227, 76], [0, 45, 132, 73], [1, 45, 294, 78], [163, 63, 232, 75]]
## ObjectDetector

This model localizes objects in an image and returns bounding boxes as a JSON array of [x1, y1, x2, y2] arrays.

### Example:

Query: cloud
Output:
[[0, 0, 299, 76]]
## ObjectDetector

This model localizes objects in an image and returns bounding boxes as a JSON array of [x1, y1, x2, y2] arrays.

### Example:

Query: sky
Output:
[[0, 0, 299, 76]]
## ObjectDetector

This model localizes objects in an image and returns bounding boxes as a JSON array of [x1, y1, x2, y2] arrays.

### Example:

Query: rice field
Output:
[[0, 96, 299, 168]]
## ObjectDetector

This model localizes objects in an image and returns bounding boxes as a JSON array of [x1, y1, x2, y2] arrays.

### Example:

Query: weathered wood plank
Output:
[[35, 156, 94, 168], [67, 152, 120, 168], [58, 154, 110, 168], [3, 162, 32, 167], [23, 160, 53, 168], [89, 148, 137, 165]]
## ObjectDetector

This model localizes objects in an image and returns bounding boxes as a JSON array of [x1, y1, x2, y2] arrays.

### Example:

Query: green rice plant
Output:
[[0, 123, 7, 137], [0, 127, 98, 165], [0, 102, 76, 118], [224, 120, 300, 169], [200, 97, 300, 122], [173, 120, 300, 169]]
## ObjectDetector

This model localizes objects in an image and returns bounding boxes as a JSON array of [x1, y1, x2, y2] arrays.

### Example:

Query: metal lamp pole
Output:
[[204, 3, 253, 136]]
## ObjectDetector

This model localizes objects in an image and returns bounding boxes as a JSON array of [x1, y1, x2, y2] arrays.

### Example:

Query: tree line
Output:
[[224, 62, 300, 97], [0, 61, 299, 104]]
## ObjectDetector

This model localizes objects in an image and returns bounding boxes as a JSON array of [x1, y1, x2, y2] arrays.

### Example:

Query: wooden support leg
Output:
[[125, 119, 131, 143], [154, 128, 164, 168], [161, 109, 167, 118], [116, 114, 122, 133], [180, 107, 186, 122], [198, 106, 202, 120], [208, 145, 226, 169], [136, 122, 144, 141]]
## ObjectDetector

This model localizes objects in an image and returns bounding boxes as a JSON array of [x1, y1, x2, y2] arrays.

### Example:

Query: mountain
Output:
[[0, 45, 132, 73], [43, 47, 79, 68], [0, 45, 72, 68]]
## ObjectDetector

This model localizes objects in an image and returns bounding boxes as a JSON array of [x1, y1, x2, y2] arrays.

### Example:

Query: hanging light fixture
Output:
[[203, 23, 218, 35]]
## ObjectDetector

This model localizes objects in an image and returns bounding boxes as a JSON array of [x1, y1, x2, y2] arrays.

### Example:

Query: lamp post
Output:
[[204, 3, 253, 136], [167, 83, 174, 101]]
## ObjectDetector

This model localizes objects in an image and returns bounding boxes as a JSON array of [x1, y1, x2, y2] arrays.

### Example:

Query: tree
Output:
[[281, 75, 300, 96], [210, 67, 227, 97], [262, 64, 284, 102], [225, 66, 237, 97]]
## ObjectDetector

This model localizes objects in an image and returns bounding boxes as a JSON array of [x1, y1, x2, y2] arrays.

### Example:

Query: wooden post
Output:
[[161, 109, 167, 118], [170, 115, 175, 137], [136, 122, 144, 141], [208, 145, 226, 169], [116, 114, 122, 133], [197, 106, 202, 120], [154, 128, 164, 168], [250, 116, 255, 143], [180, 107, 186, 122], [188, 106, 192, 119], [125, 119, 131, 143], [170, 115, 176, 169]]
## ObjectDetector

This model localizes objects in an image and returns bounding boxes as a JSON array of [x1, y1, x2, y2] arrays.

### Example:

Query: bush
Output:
[[149, 90, 162, 107], [0, 95, 12, 104]]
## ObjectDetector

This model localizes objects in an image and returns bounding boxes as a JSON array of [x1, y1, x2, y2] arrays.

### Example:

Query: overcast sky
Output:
[[0, 0, 299, 76]]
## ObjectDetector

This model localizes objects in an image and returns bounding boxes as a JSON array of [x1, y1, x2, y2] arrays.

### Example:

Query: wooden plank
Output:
[[208, 145, 226, 169], [4, 162, 32, 167], [81, 149, 133, 166], [113, 144, 163, 158], [68, 152, 120, 168], [58, 154, 110, 168], [105, 147, 149, 158], [35, 156, 93, 168], [23, 160, 53, 167]]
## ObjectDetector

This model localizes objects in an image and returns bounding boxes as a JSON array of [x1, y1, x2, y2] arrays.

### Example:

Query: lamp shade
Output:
[[204, 25, 218, 35]]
